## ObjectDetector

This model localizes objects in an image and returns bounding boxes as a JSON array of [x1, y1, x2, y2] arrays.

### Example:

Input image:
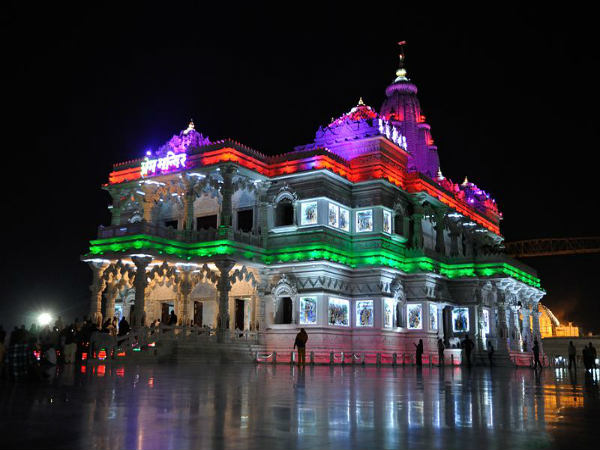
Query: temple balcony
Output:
[[97, 222, 262, 248]]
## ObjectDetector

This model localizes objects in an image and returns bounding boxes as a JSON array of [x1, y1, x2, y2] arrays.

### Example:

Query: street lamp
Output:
[[38, 312, 53, 327]]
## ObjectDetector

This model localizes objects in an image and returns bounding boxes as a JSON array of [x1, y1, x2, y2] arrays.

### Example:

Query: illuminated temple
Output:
[[83, 52, 546, 364]]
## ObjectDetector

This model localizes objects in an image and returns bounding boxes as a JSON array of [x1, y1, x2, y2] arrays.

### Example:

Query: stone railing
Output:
[[98, 222, 262, 247], [146, 325, 260, 344]]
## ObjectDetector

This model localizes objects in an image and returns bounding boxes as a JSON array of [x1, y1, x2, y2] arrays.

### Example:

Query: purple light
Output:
[[146, 150, 152, 156]]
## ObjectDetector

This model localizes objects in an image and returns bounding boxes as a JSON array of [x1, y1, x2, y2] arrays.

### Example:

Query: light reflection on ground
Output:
[[1, 364, 598, 449]]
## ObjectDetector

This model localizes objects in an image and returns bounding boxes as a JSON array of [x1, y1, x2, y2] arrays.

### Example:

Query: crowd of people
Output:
[[0, 315, 131, 381]]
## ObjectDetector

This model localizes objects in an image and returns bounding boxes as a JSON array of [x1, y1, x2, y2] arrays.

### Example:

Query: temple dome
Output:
[[329, 97, 378, 126], [156, 119, 211, 156], [379, 50, 439, 178]]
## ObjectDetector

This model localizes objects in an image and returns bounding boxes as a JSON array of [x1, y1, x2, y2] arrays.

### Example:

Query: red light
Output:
[[81, 352, 88, 361]]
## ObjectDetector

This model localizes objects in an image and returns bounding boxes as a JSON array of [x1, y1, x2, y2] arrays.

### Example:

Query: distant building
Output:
[[538, 303, 579, 338]]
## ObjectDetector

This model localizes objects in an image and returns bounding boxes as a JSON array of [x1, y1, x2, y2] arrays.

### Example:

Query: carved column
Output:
[[410, 205, 424, 249], [109, 190, 122, 226], [132, 255, 152, 326], [521, 307, 532, 351], [215, 259, 236, 341], [257, 181, 272, 247], [104, 281, 120, 322], [496, 299, 509, 353], [434, 209, 447, 256], [509, 305, 522, 351], [219, 165, 236, 229], [449, 227, 460, 258], [532, 309, 543, 353], [88, 261, 109, 327], [178, 265, 194, 325]]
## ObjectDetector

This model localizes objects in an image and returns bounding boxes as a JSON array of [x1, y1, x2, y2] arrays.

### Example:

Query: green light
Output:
[[87, 233, 542, 289]]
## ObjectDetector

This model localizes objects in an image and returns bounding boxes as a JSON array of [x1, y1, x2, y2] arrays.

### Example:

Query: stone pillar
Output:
[[178, 265, 194, 325], [434, 209, 447, 256], [109, 191, 122, 226], [215, 259, 236, 342], [219, 165, 236, 229], [104, 282, 120, 322], [437, 303, 444, 339], [532, 309, 543, 353], [257, 181, 272, 247], [183, 191, 195, 231], [88, 261, 109, 327], [496, 300, 509, 353], [132, 255, 152, 327], [410, 206, 424, 249], [509, 305, 522, 351], [521, 307, 532, 351], [449, 230, 460, 257]]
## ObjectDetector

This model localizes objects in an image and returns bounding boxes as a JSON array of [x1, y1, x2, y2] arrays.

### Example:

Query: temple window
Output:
[[164, 219, 178, 229], [237, 209, 253, 232], [275, 297, 293, 324], [394, 213, 404, 235], [197, 214, 217, 230], [275, 200, 294, 226]]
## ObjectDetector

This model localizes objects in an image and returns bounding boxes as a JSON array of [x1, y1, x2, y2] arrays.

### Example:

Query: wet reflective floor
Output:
[[1, 363, 599, 450]]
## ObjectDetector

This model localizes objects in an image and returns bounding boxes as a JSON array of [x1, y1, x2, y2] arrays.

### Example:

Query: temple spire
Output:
[[358, 97, 365, 106], [395, 40, 409, 82]]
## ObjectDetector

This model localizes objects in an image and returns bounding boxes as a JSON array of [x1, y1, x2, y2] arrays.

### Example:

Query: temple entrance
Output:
[[194, 301, 203, 326], [281, 297, 293, 324], [161, 302, 174, 324], [235, 299, 245, 330]]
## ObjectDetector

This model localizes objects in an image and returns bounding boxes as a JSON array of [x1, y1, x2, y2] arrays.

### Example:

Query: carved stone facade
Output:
[[84, 57, 544, 365]]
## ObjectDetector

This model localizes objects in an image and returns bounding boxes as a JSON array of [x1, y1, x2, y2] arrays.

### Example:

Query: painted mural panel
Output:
[[355, 300, 374, 327], [383, 210, 392, 234], [407, 304, 423, 330], [356, 209, 373, 232], [301, 201, 318, 225], [299, 297, 317, 325], [482, 309, 490, 335], [328, 203, 339, 228], [328, 297, 349, 326], [452, 307, 470, 332], [429, 304, 438, 330], [384, 299, 394, 328], [339, 208, 350, 232]]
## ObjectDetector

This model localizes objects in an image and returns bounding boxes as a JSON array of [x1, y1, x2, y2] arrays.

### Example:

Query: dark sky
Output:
[[1, 3, 598, 332]]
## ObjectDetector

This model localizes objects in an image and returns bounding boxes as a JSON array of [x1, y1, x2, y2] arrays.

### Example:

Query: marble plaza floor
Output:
[[1, 362, 599, 450]]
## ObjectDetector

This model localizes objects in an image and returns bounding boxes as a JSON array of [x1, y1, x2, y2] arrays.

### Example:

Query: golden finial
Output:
[[462, 176, 469, 186], [395, 40, 408, 81], [437, 167, 444, 179], [184, 119, 195, 134], [358, 97, 365, 106]]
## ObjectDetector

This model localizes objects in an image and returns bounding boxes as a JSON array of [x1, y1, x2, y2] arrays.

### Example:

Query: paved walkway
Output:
[[1, 363, 598, 449]]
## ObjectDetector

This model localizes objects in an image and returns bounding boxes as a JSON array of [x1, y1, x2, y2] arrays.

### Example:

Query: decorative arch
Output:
[[271, 274, 298, 324]]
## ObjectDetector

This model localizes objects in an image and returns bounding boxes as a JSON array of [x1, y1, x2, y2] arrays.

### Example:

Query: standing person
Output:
[[568, 341, 577, 370], [168, 310, 178, 326], [437, 338, 445, 366], [487, 341, 495, 367], [293, 328, 308, 366], [462, 335, 474, 368], [532, 338, 542, 370], [588, 343, 597, 369], [582, 345, 590, 371], [414, 339, 423, 366], [118, 316, 130, 336]]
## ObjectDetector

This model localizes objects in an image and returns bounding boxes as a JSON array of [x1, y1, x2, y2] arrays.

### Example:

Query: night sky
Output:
[[2, 4, 598, 332]]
